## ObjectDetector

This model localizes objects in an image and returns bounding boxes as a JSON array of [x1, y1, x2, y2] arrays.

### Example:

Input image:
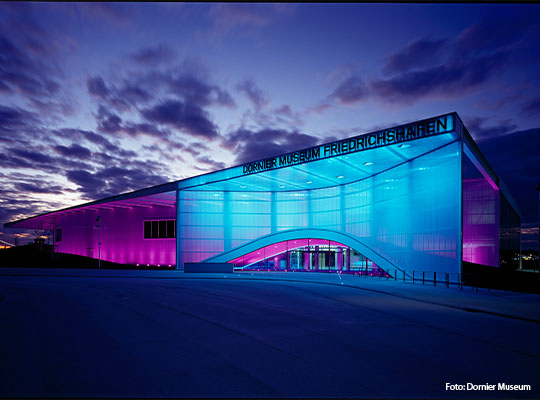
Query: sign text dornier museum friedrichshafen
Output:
[[242, 114, 454, 175]]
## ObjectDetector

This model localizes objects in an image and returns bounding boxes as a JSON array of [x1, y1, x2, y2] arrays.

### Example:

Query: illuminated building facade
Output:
[[5, 113, 521, 278]]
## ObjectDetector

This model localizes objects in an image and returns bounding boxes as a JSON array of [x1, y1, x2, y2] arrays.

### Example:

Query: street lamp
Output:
[[96, 216, 101, 269]]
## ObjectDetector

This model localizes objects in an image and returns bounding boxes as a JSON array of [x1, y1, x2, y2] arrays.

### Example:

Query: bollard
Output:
[[422, 271, 425, 285], [395, 269, 397, 281], [434, 271, 436, 287], [445, 272, 449, 288], [459, 273, 462, 290], [403, 270, 405, 282], [413, 270, 415, 284]]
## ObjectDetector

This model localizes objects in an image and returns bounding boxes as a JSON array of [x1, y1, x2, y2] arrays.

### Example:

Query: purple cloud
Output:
[[462, 116, 517, 142], [0, 35, 61, 98], [331, 75, 368, 105], [236, 79, 268, 110], [222, 128, 320, 164], [87, 76, 109, 98], [382, 37, 447, 75], [521, 97, 540, 117], [130, 44, 177, 66], [370, 51, 508, 104], [11, 148, 54, 165], [77, 3, 131, 25], [15, 181, 64, 195], [195, 156, 226, 171], [87, 76, 152, 111], [209, 4, 294, 29], [96, 105, 122, 133], [54, 144, 92, 159], [141, 99, 218, 139]]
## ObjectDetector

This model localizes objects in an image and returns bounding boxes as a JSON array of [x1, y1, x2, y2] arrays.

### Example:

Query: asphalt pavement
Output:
[[0, 268, 539, 398]]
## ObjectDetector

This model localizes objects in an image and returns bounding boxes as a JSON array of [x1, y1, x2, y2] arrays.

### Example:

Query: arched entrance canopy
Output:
[[202, 228, 406, 276]]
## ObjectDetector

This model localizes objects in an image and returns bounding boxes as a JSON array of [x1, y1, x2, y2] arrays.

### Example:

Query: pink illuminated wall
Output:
[[462, 151, 500, 267], [54, 203, 176, 266]]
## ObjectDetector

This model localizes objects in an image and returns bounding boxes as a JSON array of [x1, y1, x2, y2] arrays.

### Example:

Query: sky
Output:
[[1, 3, 539, 250]]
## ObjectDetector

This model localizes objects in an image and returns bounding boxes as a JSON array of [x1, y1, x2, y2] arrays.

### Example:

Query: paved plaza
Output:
[[0, 268, 539, 398]]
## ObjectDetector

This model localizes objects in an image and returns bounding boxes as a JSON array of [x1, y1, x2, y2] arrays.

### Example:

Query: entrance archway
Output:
[[201, 228, 406, 276]]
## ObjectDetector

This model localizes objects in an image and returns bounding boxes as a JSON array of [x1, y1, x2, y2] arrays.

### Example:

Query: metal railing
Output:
[[354, 266, 464, 290]]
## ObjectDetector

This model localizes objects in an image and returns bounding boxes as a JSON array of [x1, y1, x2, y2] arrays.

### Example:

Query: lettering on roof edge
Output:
[[242, 114, 454, 175]]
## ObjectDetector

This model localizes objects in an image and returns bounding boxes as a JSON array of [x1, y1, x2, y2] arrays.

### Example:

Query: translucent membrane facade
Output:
[[5, 113, 521, 275], [178, 138, 461, 276]]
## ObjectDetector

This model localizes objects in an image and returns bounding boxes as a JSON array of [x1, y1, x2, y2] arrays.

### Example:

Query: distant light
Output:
[[306, 180, 312, 184], [213, 193, 220, 197], [399, 144, 410, 149], [242, 194, 248, 197], [363, 162, 374, 166], [337, 175, 344, 179]]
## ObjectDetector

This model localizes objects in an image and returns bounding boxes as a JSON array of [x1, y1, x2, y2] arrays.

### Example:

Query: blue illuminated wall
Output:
[[177, 139, 462, 275]]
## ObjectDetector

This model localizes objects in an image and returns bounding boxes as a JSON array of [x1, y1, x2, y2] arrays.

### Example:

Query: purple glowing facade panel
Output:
[[55, 203, 176, 265], [462, 178, 500, 267], [461, 148, 500, 268]]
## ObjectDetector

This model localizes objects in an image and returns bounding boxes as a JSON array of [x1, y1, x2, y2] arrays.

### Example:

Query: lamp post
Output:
[[96, 216, 101, 269]]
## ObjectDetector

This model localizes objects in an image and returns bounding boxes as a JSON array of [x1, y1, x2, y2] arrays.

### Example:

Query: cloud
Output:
[[166, 73, 236, 108], [15, 181, 65, 195], [87, 75, 153, 111], [11, 148, 55, 165], [141, 99, 218, 140], [521, 97, 540, 117], [54, 144, 92, 159], [463, 116, 517, 141], [0, 105, 39, 134], [329, 12, 540, 106], [453, 13, 537, 57], [86, 68, 235, 113], [209, 4, 294, 30], [130, 44, 177, 66], [331, 75, 368, 105], [382, 37, 447, 75], [236, 79, 268, 110], [87, 76, 109, 98], [196, 156, 226, 171], [222, 128, 320, 164], [65, 163, 172, 201], [370, 51, 508, 104], [96, 105, 123, 133], [77, 3, 131, 25], [0, 35, 62, 99]]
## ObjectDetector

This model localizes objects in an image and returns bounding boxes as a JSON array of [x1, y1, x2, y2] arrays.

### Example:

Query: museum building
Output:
[[5, 112, 521, 279]]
